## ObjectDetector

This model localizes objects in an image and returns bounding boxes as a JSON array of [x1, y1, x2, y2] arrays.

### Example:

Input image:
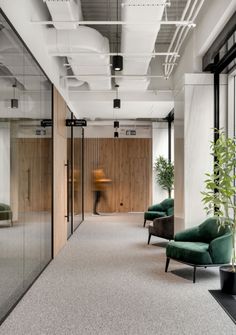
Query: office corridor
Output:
[[0, 214, 234, 335]]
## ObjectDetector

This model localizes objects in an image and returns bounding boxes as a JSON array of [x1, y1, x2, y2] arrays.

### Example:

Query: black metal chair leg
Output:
[[193, 266, 196, 283], [165, 257, 170, 272], [143, 219, 146, 227], [147, 233, 151, 245]]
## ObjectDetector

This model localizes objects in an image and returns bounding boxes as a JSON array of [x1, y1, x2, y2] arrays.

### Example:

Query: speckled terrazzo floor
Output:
[[0, 213, 235, 335]]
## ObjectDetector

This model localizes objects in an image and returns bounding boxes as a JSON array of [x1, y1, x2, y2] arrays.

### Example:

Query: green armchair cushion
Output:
[[166, 241, 212, 265]]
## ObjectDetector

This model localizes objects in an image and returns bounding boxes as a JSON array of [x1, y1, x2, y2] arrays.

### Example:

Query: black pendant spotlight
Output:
[[114, 120, 119, 128], [113, 84, 121, 109], [113, 98, 120, 109], [112, 55, 123, 71], [114, 131, 119, 138], [11, 82, 18, 109]]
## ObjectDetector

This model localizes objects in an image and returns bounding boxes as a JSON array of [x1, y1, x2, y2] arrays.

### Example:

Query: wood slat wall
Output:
[[84, 138, 152, 213], [18, 138, 52, 212]]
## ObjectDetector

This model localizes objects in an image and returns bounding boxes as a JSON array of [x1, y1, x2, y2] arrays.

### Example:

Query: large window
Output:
[[0, 12, 52, 323]]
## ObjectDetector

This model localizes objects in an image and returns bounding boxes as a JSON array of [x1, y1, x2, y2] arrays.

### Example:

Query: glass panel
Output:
[[67, 110, 73, 238], [0, 13, 52, 322], [73, 126, 83, 230]]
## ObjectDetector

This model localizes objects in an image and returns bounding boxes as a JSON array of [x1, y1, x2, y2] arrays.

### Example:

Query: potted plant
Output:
[[202, 130, 236, 294], [154, 156, 174, 198]]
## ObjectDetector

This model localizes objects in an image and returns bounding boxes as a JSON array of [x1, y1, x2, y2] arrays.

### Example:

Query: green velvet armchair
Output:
[[165, 217, 232, 283], [0, 203, 13, 226], [144, 198, 174, 227]]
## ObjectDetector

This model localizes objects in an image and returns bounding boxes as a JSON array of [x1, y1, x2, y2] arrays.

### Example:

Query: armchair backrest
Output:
[[160, 198, 174, 211], [0, 203, 11, 211], [198, 217, 231, 243]]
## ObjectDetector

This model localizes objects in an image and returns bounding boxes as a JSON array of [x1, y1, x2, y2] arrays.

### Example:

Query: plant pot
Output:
[[220, 265, 236, 295]]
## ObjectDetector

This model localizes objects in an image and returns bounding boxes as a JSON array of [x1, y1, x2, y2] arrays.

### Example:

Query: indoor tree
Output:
[[202, 130, 236, 272], [154, 156, 174, 198]]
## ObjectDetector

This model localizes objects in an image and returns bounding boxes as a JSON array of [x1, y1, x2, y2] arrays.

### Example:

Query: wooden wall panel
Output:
[[84, 138, 152, 213], [53, 87, 67, 256], [18, 138, 52, 212]]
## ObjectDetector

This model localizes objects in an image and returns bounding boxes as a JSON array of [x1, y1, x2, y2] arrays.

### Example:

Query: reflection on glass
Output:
[[0, 13, 52, 322], [67, 109, 73, 238], [73, 126, 83, 230]]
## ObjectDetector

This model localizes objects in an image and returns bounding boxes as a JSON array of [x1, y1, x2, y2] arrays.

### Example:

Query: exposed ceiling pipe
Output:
[[164, 0, 192, 76], [164, 0, 205, 78], [167, 0, 205, 77], [43, 0, 82, 29], [165, 0, 199, 76], [47, 27, 111, 90]]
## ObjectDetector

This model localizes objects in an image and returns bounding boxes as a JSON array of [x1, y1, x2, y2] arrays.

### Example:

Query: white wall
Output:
[[175, 74, 228, 229], [174, 86, 184, 231], [172, 0, 235, 229], [0, 123, 10, 204], [184, 74, 214, 228]]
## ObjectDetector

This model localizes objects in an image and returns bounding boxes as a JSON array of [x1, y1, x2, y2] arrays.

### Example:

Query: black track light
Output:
[[11, 83, 18, 109], [11, 98, 18, 108], [114, 121, 119, 128], [112, 55, 123, 71], [113, 98, 121, 109], [114, 131, 119, 138]]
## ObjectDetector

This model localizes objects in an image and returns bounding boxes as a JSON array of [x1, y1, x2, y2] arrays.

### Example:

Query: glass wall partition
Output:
[[0, 12, 52, 323], [67, 110, 73, 239], [66, 112, 84, 236], [73, 125, 83, 230]]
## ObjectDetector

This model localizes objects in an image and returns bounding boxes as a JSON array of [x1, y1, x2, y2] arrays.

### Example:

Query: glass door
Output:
[[66, 113, 84, 236], [66, 110, 73, 239], [73, 125, 83, 231]]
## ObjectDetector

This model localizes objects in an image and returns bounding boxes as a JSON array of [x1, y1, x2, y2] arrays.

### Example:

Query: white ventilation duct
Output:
[[44, 0, 82, 29], [117, 0, 167, 90], [45, 0, 111, 90], [47, 27, 111, 90]]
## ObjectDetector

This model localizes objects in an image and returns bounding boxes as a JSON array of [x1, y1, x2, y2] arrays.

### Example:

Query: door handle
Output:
[[27, 168, 31, 201], [65, 160, 69, 222]]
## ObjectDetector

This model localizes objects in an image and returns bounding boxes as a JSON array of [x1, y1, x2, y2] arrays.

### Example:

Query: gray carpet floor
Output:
[[0, 213, 235, 335]]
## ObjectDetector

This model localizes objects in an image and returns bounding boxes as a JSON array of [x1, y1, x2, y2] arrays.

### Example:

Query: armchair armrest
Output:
[[148, 204, 163, 211], [209, 233, 232, 264], [175, 226, 200, 242], [0, 210, 12, 221]]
